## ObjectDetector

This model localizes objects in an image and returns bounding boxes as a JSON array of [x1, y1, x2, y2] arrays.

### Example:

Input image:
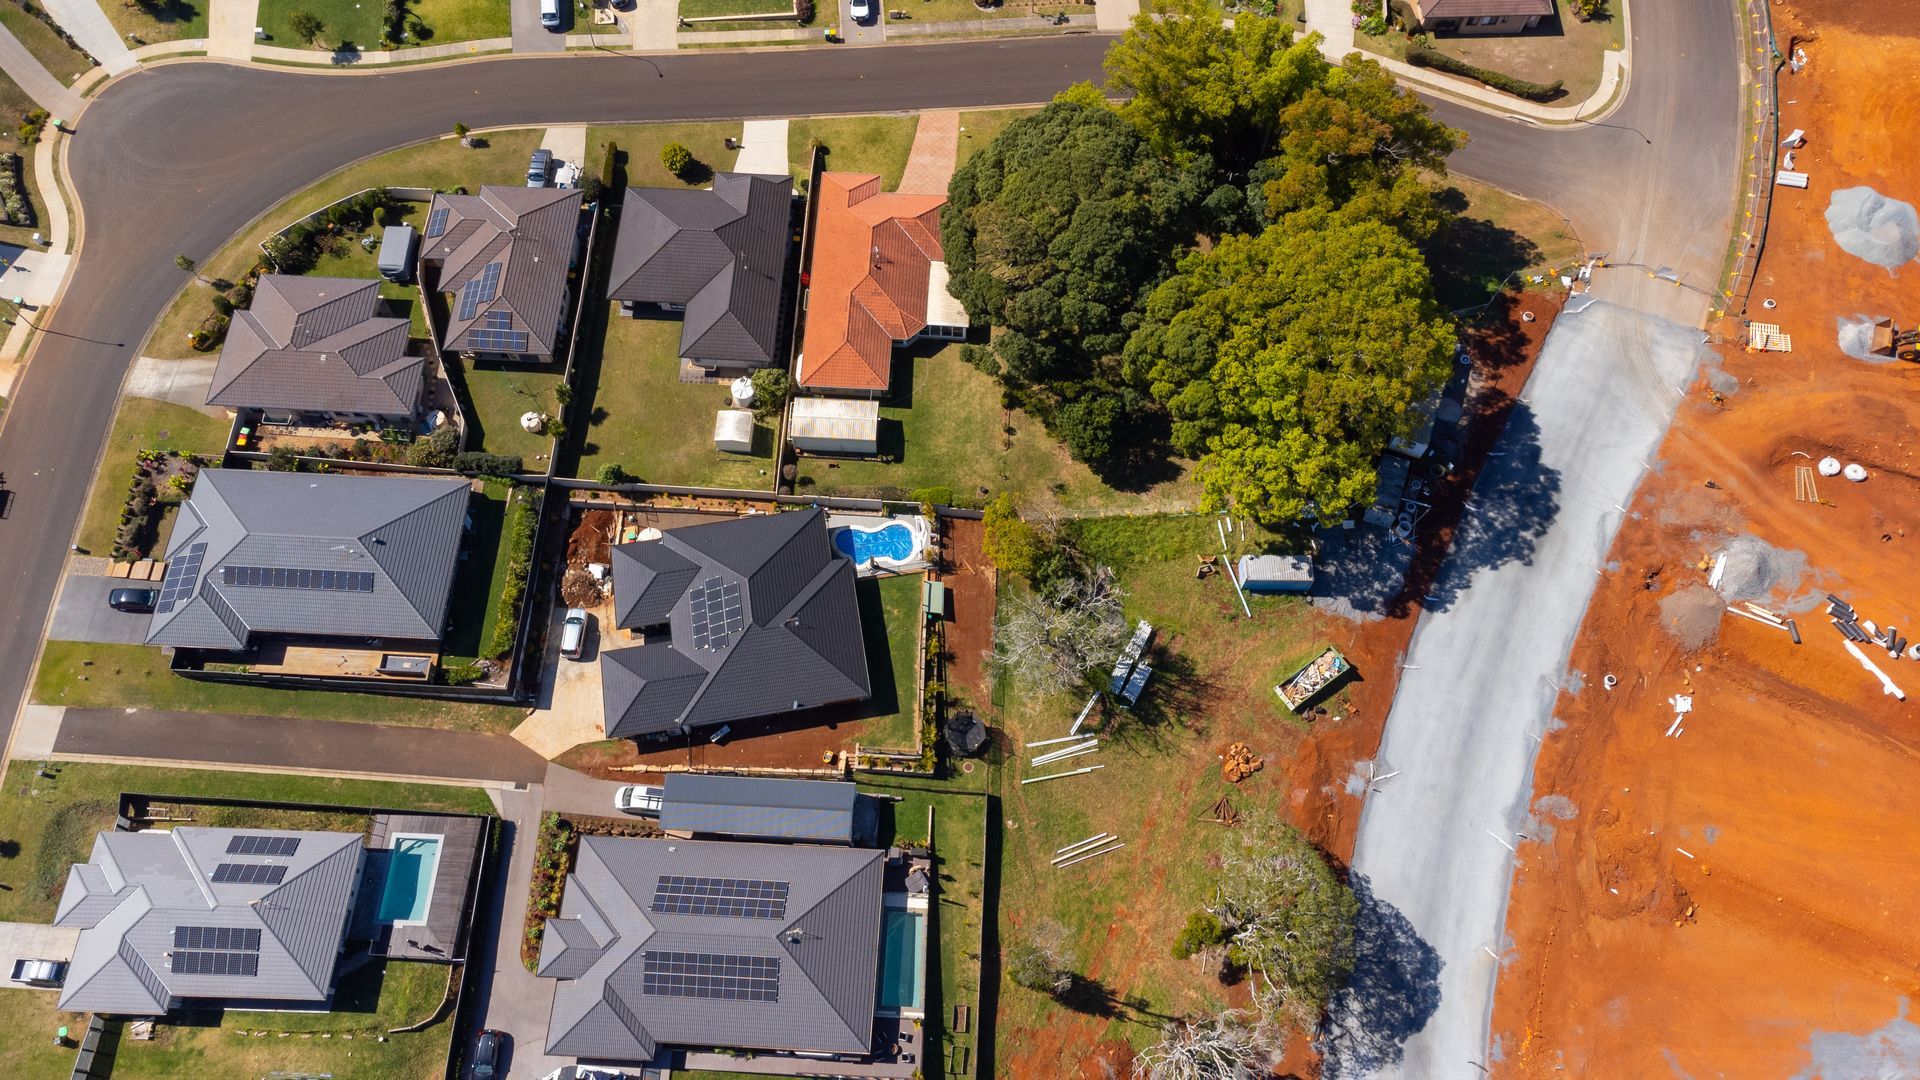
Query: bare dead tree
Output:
[[1132, 1012, 1275, 1080], [992, 571, 1129, 694], [1007, 919, 1077, 997]]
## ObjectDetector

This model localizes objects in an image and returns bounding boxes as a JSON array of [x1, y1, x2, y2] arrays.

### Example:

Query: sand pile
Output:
[[1659, 585, 1722, 651], [1713, 535, 1808, 602], [1836, 314, 1897, 363], [1825, 187, 1920, 269]]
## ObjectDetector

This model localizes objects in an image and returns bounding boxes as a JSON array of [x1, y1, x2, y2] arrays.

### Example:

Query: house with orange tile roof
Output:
[[794, 172, 968, 397]]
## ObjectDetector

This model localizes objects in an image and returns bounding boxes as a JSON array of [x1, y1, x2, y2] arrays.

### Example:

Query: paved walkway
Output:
[[206, 0, 259, 60], [897, 109, 958, 195], [38, 0, 135, 75], [0, 24, 82, 115], [123, 355, 217, 408], [732, 118, 789, 177], [52, 708, 551, 785]]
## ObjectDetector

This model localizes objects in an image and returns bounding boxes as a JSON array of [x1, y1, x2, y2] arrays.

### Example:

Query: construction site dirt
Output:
[[1490, 5, 1920, 1075]]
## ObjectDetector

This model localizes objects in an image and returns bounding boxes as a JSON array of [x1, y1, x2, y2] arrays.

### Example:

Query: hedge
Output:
[[486, 486, 541, 659], [1405, 46, 1564, 102], [453, 451, 524, 477]]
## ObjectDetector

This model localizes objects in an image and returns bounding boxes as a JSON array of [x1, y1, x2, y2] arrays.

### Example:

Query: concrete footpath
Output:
[[0, 23, 82, 115], [37, 0, 135, 75]]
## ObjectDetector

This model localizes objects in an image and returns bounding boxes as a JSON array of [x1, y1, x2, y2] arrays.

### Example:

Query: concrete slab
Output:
[[732, 118, 789, 178], [838, 0, 883, 44], [1327, 300, 1705, 1079], [8, 705, 66, 760], [48, 574, 154, 644], [630, 0, 679, 50], [0, 922, 81, 965], [0, 247, 71, 306], [1093, 0, 1136, 31], [511, 600, 608, 759], [123, 355, 219, 409]]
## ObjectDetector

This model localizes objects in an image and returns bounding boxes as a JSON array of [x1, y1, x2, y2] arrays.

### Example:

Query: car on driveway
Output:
[[470, 1029, 505, 1079], [107, 587, 158, 614], [527, 148, 554, 188], [560, 607, 590, 660], [614, 784, 663, 816], [850, 0, 874, 21]]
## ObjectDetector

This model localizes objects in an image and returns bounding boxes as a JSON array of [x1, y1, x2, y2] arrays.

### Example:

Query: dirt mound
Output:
[[1658, 585, 1722, 651], [560, 566, 606, 607], [1825, 186, 1920, 269]]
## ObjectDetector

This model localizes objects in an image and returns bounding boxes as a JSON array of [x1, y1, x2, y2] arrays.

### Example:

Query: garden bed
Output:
[[521, 811, 662, 970], [110, 448, 207, 562]]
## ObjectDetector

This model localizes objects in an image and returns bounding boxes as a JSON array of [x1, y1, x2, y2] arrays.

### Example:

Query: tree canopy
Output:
[[1214, 812, 1358, 1031], [1124, 213, 1454, 525]]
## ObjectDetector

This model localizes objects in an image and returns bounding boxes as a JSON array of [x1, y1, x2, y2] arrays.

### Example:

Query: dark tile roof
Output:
[[144, 469, 471, 650], [600, 509, 871, 738], [421, 186, 583, 358], [660, 774, 857, 844], [207, 276, 422, 416], [540, 836, 883, 1060], [1412, 0, 1552, 17], [607, 173, 791, 368]]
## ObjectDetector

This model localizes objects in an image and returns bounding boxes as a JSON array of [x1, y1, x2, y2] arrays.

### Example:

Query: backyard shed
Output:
[[713, 409, 755, 453], [789, 396, 880, 455], [376, 225, 417, 284], [1236, 554, 1314, 594]]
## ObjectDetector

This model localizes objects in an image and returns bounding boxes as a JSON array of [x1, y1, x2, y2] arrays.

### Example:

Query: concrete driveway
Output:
[[512, 0, 567, 51], [0, 922, 81, 966], [838, 0, 883, 44], [48, 574, 155, 645]]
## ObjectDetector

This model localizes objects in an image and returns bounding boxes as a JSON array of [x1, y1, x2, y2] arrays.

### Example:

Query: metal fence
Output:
[[1718, 0, 1784, 317]]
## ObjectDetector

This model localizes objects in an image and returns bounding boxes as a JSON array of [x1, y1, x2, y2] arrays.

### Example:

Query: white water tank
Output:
[[731, 376, 756, 409]]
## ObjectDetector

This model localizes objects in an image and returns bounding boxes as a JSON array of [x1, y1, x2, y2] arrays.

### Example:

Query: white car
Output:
[[850, 0, 873, 22], [614, 784, 664, 816]]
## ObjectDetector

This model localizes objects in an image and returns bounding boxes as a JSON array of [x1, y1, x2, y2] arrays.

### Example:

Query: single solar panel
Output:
[[170, 950, 260, 977], [173, 926, 262, 951], [424, 207, 450, 238], [640, 951, 779, 1002], [225, 835, 301, 857], [210, 863, 288, 886], [650, 875, 790, 919]]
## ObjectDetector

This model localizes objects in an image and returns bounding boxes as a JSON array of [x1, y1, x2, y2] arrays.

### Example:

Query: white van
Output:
[[539, 0, 562, 30]]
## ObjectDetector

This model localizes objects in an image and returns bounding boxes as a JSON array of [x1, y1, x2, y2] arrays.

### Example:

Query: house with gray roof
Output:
[[420, 185, 584, 363], [207, 276, 424, 425], [660, 774, 864, 846], [606, 173, 794, 374], [537, 836, 884, 1062], [54, 827, 363, 1015], [601, 508, 870, 740], [145, 469, 471, 652]]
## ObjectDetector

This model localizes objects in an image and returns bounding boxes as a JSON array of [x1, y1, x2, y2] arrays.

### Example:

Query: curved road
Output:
[[0, 8, 1740, 1069]]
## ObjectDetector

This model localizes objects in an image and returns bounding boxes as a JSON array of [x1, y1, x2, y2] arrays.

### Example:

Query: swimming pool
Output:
[[832, 518, 927, 571], [877, 908, 925, 1013], [377, 834, 442, 926]]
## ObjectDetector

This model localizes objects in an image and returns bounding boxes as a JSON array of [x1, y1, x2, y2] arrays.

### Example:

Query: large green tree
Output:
[[1124, 213, 1454, 525], [1104, 0, 1326, 172]]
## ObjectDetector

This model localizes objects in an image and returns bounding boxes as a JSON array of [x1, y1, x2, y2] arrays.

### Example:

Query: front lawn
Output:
[[147, 129, 544, 360], [568, 304, 777, 489], [258, 0, 508, 48], [793, 344, 1196, 515], [101, 0, 208, 45], [0, 759, 489, 924], [789, 115, 918, 192], [679, 0, 793, 16], [73, 396, 231, 556], [1358, 8, 1624, 103], [31, 641, 523, 732], [955, 107, 1039, 168], [586, 120, 744, 191]]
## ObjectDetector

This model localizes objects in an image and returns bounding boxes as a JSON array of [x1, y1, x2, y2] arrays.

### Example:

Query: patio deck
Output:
[[364, 812, 487, 962]]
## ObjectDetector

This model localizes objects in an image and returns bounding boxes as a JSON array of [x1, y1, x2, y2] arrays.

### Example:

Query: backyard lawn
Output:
[[257, 0, 508, 48], [568, 305, 777, 489], [1358, 9, 1624, 102], [793, 344, 1196, 515], [101, 0, 207, 44], [984, 515, 1340, 1066], [305, 197, 432, 336], [849, 571, 925, 750], [32, 641, 523, 732], [586, 120, 745, 191], [897, 0, 1089, 22], [447, 357, 565, 464], [0, 3, 93, 82], [788, 115, 918, 192], [147, 129, 544, 359], [0, 759, 489, 924], [73, 396, 231, 556], [440, 479, 520, 664]]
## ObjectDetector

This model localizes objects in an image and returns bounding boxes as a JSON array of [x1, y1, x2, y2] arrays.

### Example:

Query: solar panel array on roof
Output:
[[425, 207, 450, 238], [154, 543, 208, 615], [687, 576, 744, 652], [467, 309, 529, 354], [210, 863, 287, 886], [226, 835, 301, 857], [641, 951, 780, 1002], [173, 926, 262, 950], [651, 875, 789, 919], [220, 566, 375, 592], [170, 951, 260, 977], [456, 261, 504, 321]]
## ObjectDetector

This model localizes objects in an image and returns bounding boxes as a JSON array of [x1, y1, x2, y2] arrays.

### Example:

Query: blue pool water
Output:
[[834, 523, 915, 567], [377, 835, 442, 924], [878, 908, 925, 1010]]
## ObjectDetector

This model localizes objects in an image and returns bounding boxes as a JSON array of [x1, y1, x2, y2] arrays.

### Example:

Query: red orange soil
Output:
[[938, 516, 997, 706], [1491, 8, 1920, 1075]]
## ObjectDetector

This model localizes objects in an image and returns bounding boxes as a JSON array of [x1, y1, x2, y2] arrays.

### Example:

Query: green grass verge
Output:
[[147, 129, 544, 360], [31, 641, 523, 732], [0, 758, 489, 923], [569, 305, 776, 489], [789, 115, 918, 192], [1427, 174, 1584, 309], [73, 397, 231, 556], [0, 3, 93, 81], [256, 0, 508, 49], [794, 345, 1196, 515]]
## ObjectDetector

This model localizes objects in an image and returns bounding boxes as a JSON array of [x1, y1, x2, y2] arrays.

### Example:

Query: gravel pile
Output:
[[1826, 187, 1920, 269], [1713, 534, 1809, 603], [1836, 314, 1896, 363]]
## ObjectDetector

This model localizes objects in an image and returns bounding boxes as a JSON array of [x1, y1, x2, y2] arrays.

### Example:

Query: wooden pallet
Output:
[[1747, 322, 1792, 352]]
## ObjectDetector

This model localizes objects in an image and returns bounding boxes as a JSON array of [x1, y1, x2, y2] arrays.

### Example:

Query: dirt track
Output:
[[1491, 5, 1920, 1074]]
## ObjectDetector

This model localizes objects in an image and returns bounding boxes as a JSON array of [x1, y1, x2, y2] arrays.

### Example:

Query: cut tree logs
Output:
[[1222, 742, 1263, 784]]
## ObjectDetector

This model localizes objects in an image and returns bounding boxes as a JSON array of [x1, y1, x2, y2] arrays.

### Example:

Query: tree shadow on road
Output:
[[1319, 872, 1444, 1078], [1417, 402, 1562, 613]]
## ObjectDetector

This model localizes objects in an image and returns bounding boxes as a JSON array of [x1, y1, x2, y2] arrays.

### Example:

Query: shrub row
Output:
[[486, 486, 541, 659], [1406, 45, 1564, 102], [0, 152, 33, 227]]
